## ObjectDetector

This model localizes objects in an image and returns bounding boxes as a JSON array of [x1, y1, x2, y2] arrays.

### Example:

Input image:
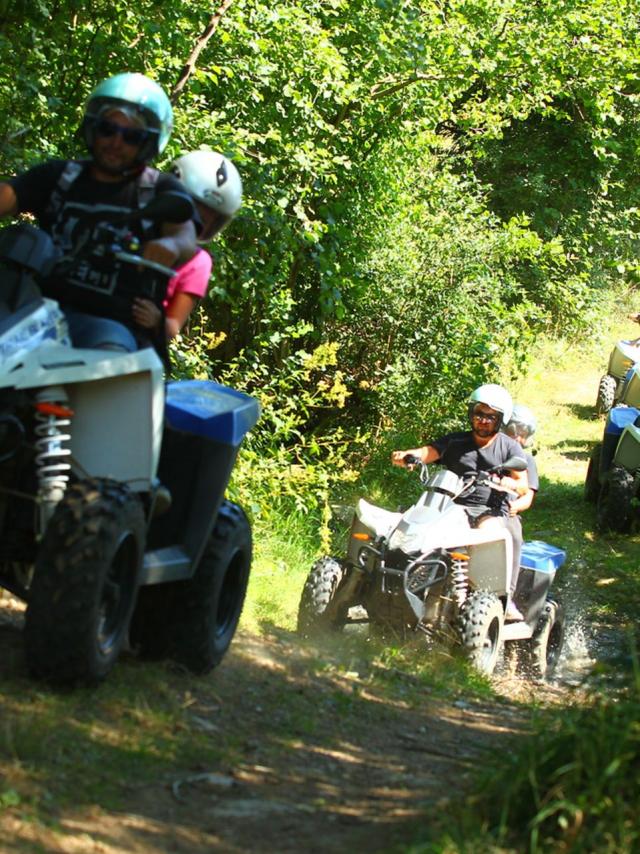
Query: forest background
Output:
[[1, 0, 639, 539]]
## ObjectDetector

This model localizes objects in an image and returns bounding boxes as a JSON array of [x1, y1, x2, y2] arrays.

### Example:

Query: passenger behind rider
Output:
[[501, 403, 539, 610], [0, 72, 197, 354], [503, 403, 539, 515], [131, 150, 243, 340], [391, 384, 529, 621]]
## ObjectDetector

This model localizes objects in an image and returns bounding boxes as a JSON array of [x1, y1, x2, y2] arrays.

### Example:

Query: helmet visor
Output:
[[196, 205, 232, 242]]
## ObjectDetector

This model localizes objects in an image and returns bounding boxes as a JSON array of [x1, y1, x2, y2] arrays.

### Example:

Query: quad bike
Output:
[[595, 320, 640, 415], [585, 403, 640, 533], [0, 194, 260, 685], [298, 456, 566, 679]]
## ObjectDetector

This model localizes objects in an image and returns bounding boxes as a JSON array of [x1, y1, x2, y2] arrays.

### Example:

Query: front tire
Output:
[[597, 465, 635, 532], [457, 590, 504, 675], [596, 373, 617, 415], [524, 599, 565, 680], [25, 479, 144, 685], [297, 557, 347, 636]]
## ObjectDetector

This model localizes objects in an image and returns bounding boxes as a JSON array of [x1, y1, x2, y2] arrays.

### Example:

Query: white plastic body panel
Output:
[[355, 498, 402, 539], [621, 365, 640, 408], [609, 340, 640, 379], [0, 342, 164, 489], [354, 492, 513, 596], [467, 534, 512, 595], [614, 423, 640, 470]]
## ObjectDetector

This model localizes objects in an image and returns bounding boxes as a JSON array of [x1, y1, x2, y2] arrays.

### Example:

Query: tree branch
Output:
[[332, 72, 442, 127], [171, 0, 235, 104], [370, 72, 442, 101]]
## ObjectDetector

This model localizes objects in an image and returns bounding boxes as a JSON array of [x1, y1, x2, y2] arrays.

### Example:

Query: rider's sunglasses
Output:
[[472, 409, 499, 423], [94, 118, 149, 147]]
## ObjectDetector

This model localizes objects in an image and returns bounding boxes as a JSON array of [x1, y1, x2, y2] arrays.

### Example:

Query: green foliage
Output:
[[1, 0, 638, 536]]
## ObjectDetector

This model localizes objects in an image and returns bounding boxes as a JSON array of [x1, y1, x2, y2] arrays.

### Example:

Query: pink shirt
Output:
[[164, 248, 212, 307]]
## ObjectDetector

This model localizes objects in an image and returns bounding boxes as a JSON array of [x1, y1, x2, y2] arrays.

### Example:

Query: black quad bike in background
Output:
[[0, 195, 260, 685], [298, 456, 566, 680], [585, 403, 640, 533]]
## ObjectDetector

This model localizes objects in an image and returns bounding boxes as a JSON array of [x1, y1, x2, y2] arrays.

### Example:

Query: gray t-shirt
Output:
[[431, 430, 527, 516]]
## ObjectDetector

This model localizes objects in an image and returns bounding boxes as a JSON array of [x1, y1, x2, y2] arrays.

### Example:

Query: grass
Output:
[[240, 510, 317, 634], [0, 664, 229, 814]]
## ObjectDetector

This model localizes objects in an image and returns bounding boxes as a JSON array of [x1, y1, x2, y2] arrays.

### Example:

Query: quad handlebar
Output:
[[401, 452, 525, 498], [114, 251, 176, 278]]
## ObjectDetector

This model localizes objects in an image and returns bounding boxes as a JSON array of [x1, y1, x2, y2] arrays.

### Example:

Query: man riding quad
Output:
[[0, 71, 197, 361], [392, 383, 529, 620]]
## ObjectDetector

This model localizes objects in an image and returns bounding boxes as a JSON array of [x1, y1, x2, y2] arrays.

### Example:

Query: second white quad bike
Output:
[[298, 456, 566, 679], [595, 321, 640, 415], [0, 195, 260, 685]]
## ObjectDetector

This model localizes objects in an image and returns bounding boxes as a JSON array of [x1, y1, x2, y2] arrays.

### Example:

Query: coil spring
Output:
[[34, 403, 72, 500], [450, 557, 469, 607]]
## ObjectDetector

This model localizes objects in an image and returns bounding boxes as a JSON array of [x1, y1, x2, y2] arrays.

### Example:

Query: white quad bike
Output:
[[298, 455, 566, 679], [0, 195, 260, 685], [595, 324, 640, 415]]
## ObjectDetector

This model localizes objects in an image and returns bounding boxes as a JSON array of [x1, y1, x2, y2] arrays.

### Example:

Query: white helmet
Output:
[[468, 384, 513, 430], [171, 150, 242, 241], [504, 403, 537, 447]]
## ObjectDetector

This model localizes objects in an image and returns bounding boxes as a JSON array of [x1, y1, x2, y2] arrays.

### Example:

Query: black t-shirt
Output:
[[431, 430, 527, 514], [10, 159, 186, 328]]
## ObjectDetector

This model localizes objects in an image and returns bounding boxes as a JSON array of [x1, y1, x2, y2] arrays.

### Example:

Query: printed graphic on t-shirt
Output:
[[52, 200, 135, 296]]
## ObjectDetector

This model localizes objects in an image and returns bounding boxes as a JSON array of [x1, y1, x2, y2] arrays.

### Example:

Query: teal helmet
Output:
[[82, 72, 173, 163]]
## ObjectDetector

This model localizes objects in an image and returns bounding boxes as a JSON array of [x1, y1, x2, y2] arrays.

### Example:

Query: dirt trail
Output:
[[1, 603, 563, 854]]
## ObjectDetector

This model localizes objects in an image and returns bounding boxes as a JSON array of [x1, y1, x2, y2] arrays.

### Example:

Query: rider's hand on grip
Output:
[[402, 454, 420, 468]]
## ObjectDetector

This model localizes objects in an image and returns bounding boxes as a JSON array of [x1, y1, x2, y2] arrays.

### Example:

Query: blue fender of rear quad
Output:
[[164, 380, 260, 447], [520, 541, 566, 573], [605, 405, 640, 436]]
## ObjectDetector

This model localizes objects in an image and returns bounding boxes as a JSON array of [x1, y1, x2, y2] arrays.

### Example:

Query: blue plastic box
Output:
[[605, 406, 640, 436], [165, 380, 260, 447], [520, 540, 566, 573]]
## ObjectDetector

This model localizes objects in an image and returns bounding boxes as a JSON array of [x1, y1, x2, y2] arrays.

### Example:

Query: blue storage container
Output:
[[165, 380, 260, 447], [605, 406, 640, 436], [520, 540, 566, 573]]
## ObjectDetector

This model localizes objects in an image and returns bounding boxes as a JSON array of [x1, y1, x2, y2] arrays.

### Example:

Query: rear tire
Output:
[[597, 465, 635, 532], [130, 501, 251, 674], [25, 479, 144, 685], [595, 374, 616, 415], [457, 590, 503, 675], [297, 557, 347, 636], [584, 444, 602, 504], [171, 502, 251, 673], [524, 599, 565, 680]]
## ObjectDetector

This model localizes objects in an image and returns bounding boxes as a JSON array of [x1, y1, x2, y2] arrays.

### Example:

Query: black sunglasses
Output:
[[94, 118, 149, 146], [472, 409, 499, 423]]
